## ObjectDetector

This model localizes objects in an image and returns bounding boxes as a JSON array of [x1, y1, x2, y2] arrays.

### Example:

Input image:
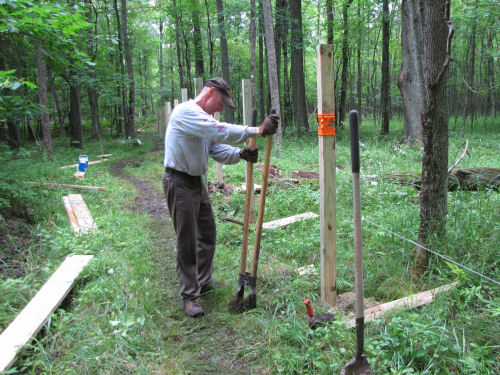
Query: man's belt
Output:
[[165, 167, 194, 178]]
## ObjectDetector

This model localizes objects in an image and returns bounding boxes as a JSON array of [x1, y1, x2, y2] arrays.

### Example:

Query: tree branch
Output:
[[448, 140, 469, 174]]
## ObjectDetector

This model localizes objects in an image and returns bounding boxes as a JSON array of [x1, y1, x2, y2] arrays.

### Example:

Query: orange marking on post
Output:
[[317, 113, 336, 136]]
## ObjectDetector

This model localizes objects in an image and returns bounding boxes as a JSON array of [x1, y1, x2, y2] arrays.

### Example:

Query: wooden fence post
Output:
[[181, 88, 188, 102], [194, 78, 203, 97], [317, 44, 337, 306]]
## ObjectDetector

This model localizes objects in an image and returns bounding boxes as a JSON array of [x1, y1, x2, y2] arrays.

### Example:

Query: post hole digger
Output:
[[341, 110, 373, 375], [234, 109, 277, 311]]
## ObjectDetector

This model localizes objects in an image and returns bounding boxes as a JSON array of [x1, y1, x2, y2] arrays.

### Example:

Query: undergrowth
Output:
[[0, 116, 498, 374]]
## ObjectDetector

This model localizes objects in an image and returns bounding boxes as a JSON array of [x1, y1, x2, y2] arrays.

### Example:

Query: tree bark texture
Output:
[[258, 1, 265, 123], [113, 0, 126, 134], [339, 0, 353, 127], [85, 0, 102, 153], [172, 0, 185, 91], [417, 0, 452, 269], [326, 0, 334, 44], [216, 0, 234, 123], [191, 0, 204, 78], [398, 0, 425, 142], [380, 0, 390, 135], [462, 6, 476, 136], [48, 68, 65, 138], [250, 0, 257, 110], [204, 0, 214, 76], [36, 44, 53, 160], [121, 0, 136, 139], [69, 74, 83, 148], [290, 0, 308, 133], [262, 0, 282, 154]]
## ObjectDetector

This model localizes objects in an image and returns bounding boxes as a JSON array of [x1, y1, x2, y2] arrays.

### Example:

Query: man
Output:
[[163, 77, 279, 317]]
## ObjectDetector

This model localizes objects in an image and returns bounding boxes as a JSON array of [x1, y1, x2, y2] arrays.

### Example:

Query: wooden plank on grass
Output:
[[62, 194, 97, 235], [0, 254, 94, 372], [263, 212, 319, 230], [346, 282, 459, 328], [97, 153, 113, 158]]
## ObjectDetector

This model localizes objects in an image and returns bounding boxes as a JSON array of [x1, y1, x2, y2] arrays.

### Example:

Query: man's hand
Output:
[[240, 145, 259, 163], [259, 114, 280, 136]]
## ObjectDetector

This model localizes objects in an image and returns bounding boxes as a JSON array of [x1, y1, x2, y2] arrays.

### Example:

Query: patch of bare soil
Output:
[[109, 160, 169, 219]]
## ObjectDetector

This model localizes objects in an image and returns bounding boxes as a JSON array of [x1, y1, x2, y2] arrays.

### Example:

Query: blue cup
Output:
[[78, 155, 89, 172]]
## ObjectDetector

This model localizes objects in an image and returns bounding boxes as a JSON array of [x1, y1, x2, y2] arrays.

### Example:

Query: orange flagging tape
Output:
[[317, 113, 336, 136]]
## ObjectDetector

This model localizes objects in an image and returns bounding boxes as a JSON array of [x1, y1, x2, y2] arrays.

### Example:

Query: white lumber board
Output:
[[68, 194, 97, 235], [346, 282, 459, 328], [263, 212, 319, 230], [62, 196, 79, 234], [61, 159, 106, 169], [0, 255, 94, 372], [62, 194, 97, 235]]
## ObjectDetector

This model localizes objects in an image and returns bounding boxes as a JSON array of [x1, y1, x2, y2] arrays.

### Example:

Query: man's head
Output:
[[203, 78, 235, 109]]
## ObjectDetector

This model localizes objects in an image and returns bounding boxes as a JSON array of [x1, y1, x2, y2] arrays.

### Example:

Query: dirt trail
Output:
[[109, 159, 169, 219]]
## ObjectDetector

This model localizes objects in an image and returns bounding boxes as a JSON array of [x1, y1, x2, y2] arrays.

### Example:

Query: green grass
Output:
[[0, 116, 499, 374]]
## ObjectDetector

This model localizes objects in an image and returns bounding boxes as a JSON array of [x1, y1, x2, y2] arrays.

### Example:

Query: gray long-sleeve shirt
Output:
[[164, 100, 258, 176]]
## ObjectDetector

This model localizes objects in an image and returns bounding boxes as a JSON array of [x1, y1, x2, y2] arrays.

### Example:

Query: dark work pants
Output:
[[163, 170, 216, 301]]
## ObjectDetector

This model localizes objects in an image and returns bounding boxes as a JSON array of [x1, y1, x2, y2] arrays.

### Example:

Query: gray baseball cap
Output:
[[203, 77, 235, 108]]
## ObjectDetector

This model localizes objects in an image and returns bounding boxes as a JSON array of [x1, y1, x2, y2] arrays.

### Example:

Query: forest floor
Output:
[[1, 118, 498, 374]]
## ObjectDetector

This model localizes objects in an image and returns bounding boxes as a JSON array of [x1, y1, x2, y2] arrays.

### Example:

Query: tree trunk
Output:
[[339, 0, 353, 127], [216, 0, 234, 123], [250, 0, 257, 109], [204, 0, 214, 76], [462, 6, 476, 136], [69, 75, 83, 148], [182, 26, 193, 96], [113, 0, 126, 135], [417, 0, 453, 270], [262, 0, 282, 154], [191, 0, 204, 78], [121, 0, 135, 139], [172, 0, 185, 91], [326, 0, 334, 44], [380, 0, 390, 135], [282, 4, 291, 131], [85, 0, 102, 154], [48, 68, 65, 138], [36, 44, 53, 160], [290, 0, 308, 133], [258, 0, 265, 122], [159, 17, 165, 103], [398, 0, 425, 142]]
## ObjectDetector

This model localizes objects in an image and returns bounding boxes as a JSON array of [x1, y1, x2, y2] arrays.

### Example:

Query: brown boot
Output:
[[184, 299, 204, 317]]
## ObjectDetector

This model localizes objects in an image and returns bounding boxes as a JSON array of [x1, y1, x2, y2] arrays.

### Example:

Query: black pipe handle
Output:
[[251, 108, 258, 127], [349, 110, 360, 174]]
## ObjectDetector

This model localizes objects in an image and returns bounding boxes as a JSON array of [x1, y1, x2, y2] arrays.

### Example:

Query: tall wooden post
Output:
[[242, 79, 256, 222], [317, 44, 337, 306], [194, 78, 203, 97], [181, 88, 188, 102], [159, 102, 171, 137]]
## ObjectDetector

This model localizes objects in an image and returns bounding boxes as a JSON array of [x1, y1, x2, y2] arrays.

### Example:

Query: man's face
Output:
[[206, 88, 225, 114]]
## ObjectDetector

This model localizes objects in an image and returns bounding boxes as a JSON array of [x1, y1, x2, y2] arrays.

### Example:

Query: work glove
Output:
[[259, 114, 280, 136], [239, 145, 259, 163]]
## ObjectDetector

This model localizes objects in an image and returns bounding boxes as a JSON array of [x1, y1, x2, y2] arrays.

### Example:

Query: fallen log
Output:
[[371, 168, 500, 191], [27, 182, 106, 192]]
